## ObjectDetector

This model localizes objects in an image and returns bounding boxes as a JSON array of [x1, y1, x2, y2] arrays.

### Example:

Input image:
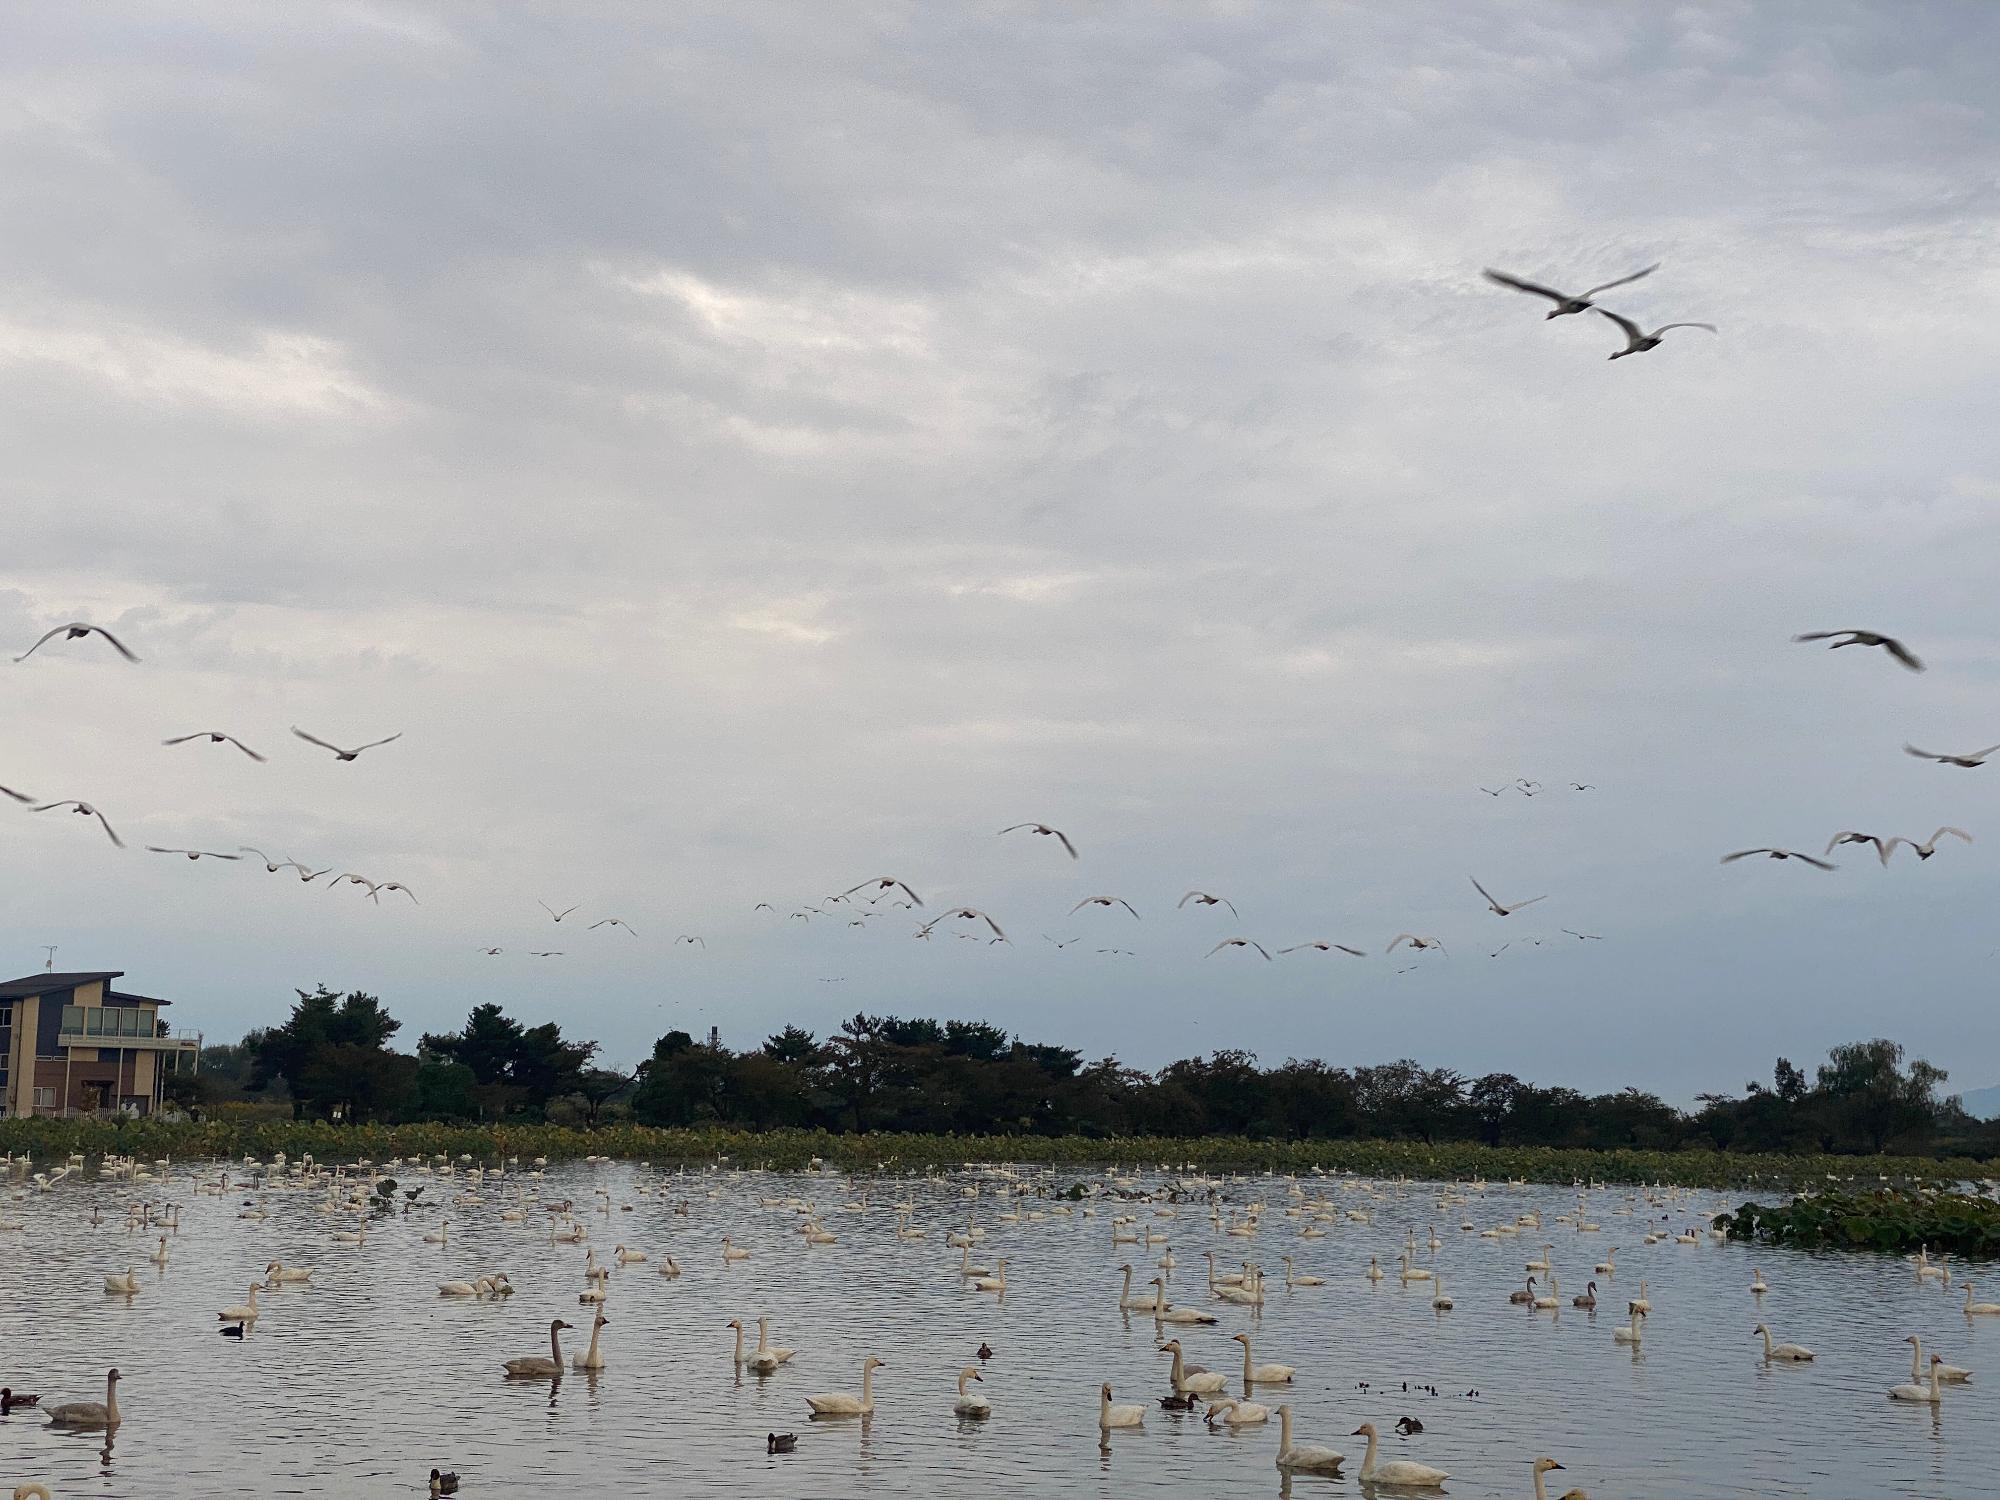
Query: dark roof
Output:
[[0, 971, 124, 1000], [107, 989, 173, 1007]]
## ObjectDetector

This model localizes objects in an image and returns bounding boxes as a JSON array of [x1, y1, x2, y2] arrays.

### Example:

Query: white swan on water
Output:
[[1273, 1405, 1344, 1472], [1234, 1332, 1295, 1384], [1906, 1335, 1971, 1384], [1205, 1395, 1270, 1425], [572, 1311, 609, 1370], [1281, 1256, 1325, 1287], [438, 1276, 493, 1297], [806, 1355, 883, 1416], [1352, 1422, 1447, 1486], [1965, 1282, 2000, 1315], [749, 1316, 796, 1372], [1754, 1323, 1814, 1361], [1890, 1354, 1945, 1404], [1531, 1455, 1570, 1500], [1151, 1278, 1216, 1323], [1160, 1339, 1228, 1395], [1098, 1382, 1144, 1429], [1117, 1264, 1162, 1309], [43, 1369, 120, 1430], [103, 1268, 140, 1295], [1613, 1306, 1646, 1344], [952, 1366, 990, 1418], [219, 1283, 261, 1322]]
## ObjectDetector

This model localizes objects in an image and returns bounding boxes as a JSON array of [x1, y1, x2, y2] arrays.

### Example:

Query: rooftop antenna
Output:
[[41, 945, 57, 972]]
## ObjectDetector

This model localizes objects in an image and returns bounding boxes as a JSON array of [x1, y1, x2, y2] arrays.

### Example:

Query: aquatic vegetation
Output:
[[1719, 1189, 2000, 1256], [0, 1116, 1991, 1191]]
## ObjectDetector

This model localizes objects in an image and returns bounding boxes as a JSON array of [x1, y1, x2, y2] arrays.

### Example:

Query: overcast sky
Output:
[[4, 2, 1997, 1103]]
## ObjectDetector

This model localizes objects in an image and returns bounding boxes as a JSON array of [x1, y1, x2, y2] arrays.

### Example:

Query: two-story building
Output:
[[0, 971, 201, 1118]]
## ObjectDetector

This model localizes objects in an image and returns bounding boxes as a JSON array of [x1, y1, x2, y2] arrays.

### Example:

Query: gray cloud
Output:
[[3, 1, 1997, 1099]]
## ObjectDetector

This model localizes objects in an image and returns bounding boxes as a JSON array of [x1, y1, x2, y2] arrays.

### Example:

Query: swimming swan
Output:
[[1098, 1382, 1145, 1429], [1206, 1395, 1270, 1425], [1281, 1256, 1325, 1287], [1630, 1280, 1651, 1313], [722, 1236, 751, 1262], [1151, 1278, 1217, 1323], [1433, 1276, 1455, 1310], [503, 1319, 573, 1378], [1889, 1354, 1945, 1403], [953, 1366, 990, 1418], [1118, 1264, 1163, 1309], [1906, 1335, 1971, 1383], [749, 1316, 797, 1372], [1754, 1323, 1814, 1361], [1234, 1332, 1295, 1384], [1613, 1306, 1646, 1344], [806, 1355, 883, 1416], [103, 1268, 141, 1295], [1750, 1268, 1769, 1294], [1352, 1422, 1447, 1486], [573, 1311, 609, 1370], [219, 1283, 262, 1322], [43, 1369, 121, 1430], [1531, 1456, 1569, 1500], [1161, 1339, 1229, 1395], [1273, 1405, 1344, 1472], [439, 1277, 494, 1297], [1964, 1282, 2000, 1315]]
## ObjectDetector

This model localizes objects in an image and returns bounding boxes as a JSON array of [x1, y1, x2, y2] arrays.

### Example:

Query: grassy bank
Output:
[[3, 1117, 1994, 1189]]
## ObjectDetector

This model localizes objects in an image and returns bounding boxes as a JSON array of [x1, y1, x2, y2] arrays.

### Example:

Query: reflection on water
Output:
[[2, 1161, 1996, 1497]]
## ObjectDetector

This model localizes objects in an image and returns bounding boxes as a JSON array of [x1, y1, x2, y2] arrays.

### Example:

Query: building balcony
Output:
[[50, 1032, 200, 1053]]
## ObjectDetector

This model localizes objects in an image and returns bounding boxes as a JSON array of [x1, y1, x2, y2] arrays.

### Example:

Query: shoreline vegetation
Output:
[[1721, 1188, 2000, 1256], [2, 1117, 1993, 1191]]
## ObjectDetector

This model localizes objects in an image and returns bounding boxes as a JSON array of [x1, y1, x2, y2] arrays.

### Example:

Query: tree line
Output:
[[173, 987, 1997, 1159]]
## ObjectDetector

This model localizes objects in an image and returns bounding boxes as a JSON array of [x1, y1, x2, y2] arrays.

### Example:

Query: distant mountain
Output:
[[1959, 1085, 2000, 1121]]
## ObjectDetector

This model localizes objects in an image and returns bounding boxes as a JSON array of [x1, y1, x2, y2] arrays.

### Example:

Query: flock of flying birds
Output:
[[5, 271, 1982, 990], [5, 573, 1981, 982]]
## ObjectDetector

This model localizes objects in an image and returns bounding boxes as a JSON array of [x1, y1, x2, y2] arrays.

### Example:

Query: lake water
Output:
[[2, 1158, 1996, 1498]]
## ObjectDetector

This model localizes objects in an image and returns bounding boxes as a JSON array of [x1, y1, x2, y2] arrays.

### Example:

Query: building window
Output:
[[61, 1004, 84, 1035], [33, 1087, 57, 1109]]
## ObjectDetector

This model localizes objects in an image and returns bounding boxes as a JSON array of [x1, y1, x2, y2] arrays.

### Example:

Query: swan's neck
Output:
[[1911, 1339, 1924, 1379], [1278, 1407, 1293, 1447], [1534, 1468, 1549, 1500], [105, 1378, 119, 1422], [756, 1318, 770, 1351], [860, 1364, 874, 1403], [586, 1322, 603, 1359], [551, 1325, 565, 1363], [958, 1372, 971, 1397], [1170, 1347, 1185, 1383], [1760, 1328, 1773, 1355], [1362, 1427, 1380, 1475], [732, 1325, 745, 1361]]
